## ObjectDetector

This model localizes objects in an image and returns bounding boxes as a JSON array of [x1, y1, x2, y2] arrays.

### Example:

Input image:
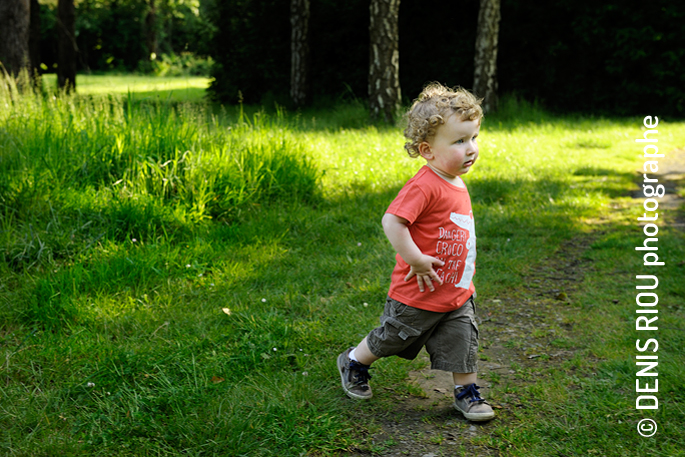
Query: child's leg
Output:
[[352, 336, 381, 366], [424, 297, 495, 421], [338, 297, 425, 400], [337, 339, 376, 400], [453, 372, 477, 386]]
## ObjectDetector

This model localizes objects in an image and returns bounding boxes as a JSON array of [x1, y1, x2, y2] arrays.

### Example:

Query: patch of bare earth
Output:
[[632, 147, 685, 226], [342, 149, 684, 457]]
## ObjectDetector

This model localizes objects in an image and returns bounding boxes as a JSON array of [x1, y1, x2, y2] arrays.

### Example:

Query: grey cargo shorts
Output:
[[366, 295, 479, 373]]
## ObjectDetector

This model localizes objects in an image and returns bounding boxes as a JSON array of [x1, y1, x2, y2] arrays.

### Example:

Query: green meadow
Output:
[[1, 75, 684, 456], [40, 74, 211, 103]]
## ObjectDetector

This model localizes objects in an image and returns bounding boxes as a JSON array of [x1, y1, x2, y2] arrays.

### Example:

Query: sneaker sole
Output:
[[453, 402, 495, 421], [337, 352, 372, 400]]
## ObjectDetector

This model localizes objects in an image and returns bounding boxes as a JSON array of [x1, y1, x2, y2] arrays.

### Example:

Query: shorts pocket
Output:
[[468, 315, 480, 366], [469, 315, 479, 337], [382, 316, 422, 341]]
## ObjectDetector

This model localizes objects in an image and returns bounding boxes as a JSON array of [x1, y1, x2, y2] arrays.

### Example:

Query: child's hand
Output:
[[404, 255, 444, 292]]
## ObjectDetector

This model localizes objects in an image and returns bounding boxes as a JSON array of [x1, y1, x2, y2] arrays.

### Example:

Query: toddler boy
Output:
[[337, 83, 494, 421]]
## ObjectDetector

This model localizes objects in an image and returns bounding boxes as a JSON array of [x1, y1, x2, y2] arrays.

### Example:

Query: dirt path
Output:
[[344, 236, 593, 457], [632, 148, 685, 226], [342, 149, 685, 457]]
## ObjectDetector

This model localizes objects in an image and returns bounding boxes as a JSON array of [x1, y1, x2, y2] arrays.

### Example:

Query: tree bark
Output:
[[290, 0, 310, 107], [145, 0, 159, 61], [57, 0, 77, 92], [29, 0, 41, 80], [0, 0, 31, 78], [473, 0, 501, 114], [369, 0, 401, 123]]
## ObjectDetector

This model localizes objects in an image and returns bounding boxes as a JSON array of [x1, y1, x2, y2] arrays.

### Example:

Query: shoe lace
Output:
[[456, 383, 485, 403], [348, 360, 372, 385]]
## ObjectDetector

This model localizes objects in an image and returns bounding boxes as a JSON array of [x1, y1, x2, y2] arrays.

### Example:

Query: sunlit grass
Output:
[[1, 76, 684, 455], [40, 73, 211, 102]]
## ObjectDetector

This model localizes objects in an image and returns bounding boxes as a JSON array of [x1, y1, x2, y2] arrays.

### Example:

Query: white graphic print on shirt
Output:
[[446, 211, 476, 290]]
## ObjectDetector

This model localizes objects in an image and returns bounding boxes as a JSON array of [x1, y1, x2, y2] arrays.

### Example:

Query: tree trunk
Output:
[[368, 0, 401, 123], [0, 0, 31, 78], [290, 0, 310, 107], [29, 0, 41, 80], [473, 0, 501, 114], [57, 0, 77, 93], [145, 0, 159, 61]]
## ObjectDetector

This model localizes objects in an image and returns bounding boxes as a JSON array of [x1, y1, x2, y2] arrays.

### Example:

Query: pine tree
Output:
[[369, 0, 401, 123], [57, 0, 77, 92], [473, 0, 501, 113], [0, 0, 30, 78], [290, 0, 311, 107]]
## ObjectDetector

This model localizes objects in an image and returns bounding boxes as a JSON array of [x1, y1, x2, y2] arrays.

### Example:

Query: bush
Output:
[[36, 0, 215, 73], [498, 0, 685, 116], [145, 52, 214, 77]]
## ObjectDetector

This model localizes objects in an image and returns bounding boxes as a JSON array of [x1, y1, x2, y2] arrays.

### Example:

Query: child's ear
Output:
[[418, 141, 433, 160]]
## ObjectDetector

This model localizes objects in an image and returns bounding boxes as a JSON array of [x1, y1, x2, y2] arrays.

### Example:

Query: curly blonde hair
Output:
[[403, 83, 483, 158]]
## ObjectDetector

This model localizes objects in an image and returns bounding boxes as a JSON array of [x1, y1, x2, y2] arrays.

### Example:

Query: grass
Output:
[[40, 74, 211, 102], [1, 75, 685, 456]]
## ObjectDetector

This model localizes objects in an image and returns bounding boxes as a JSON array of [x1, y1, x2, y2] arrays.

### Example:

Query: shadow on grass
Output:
[[2, 159, 660, 456], [15, 161, 630, 330]]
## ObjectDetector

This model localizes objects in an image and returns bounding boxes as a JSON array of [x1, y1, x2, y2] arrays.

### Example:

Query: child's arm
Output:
[[382, 213, 444, 292]]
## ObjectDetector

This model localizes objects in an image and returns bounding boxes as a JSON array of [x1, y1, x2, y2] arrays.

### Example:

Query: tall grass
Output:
[[0, 86, 319, 271], [1, 76, 685, 456]]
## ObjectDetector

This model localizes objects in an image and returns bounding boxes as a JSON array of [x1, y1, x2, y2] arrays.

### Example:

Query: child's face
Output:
[[419, 114, 480, 179]]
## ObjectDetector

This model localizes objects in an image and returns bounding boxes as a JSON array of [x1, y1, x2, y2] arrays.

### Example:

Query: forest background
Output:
[[5, 0, 685, 116], [1, 1, 685, 456]]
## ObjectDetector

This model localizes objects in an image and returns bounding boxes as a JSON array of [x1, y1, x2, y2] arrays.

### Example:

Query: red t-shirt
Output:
[[386, 166, 476, 313]]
